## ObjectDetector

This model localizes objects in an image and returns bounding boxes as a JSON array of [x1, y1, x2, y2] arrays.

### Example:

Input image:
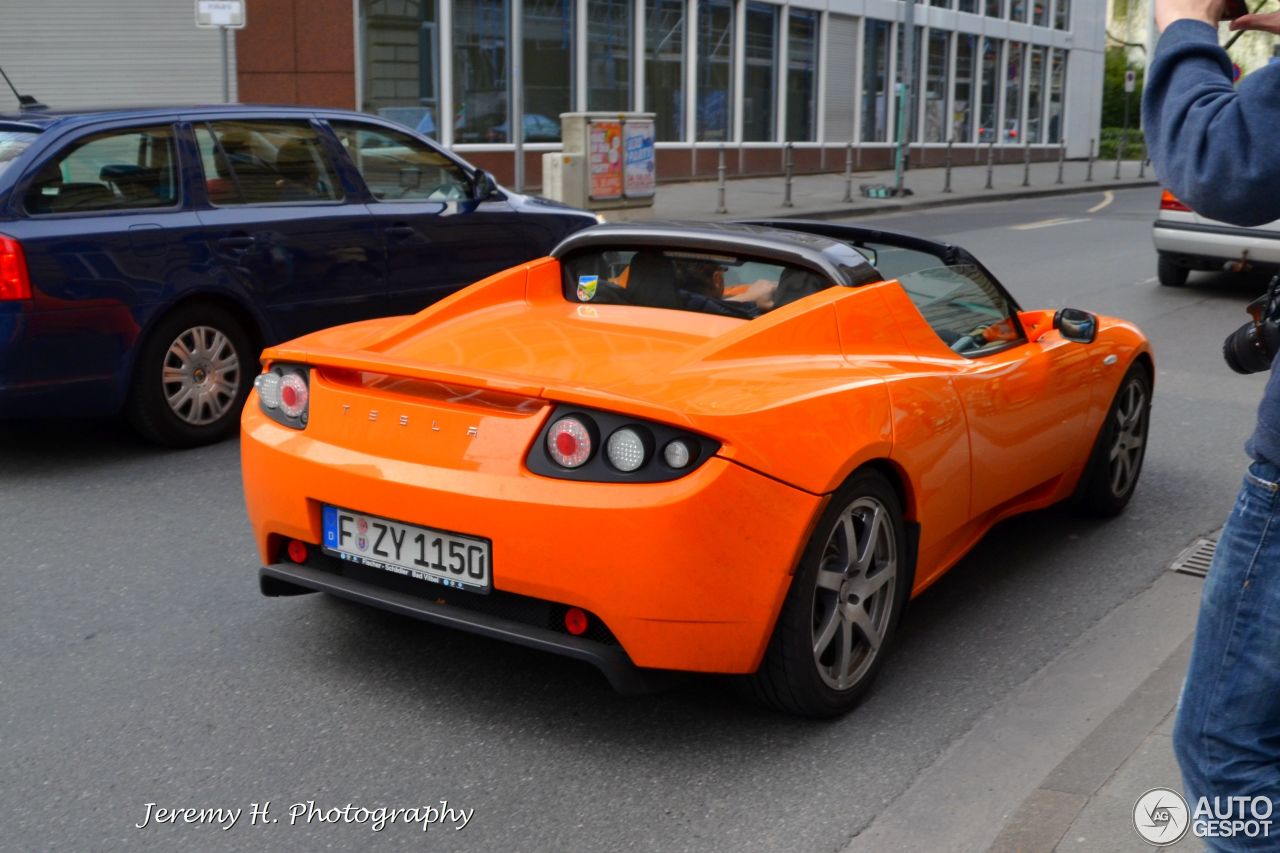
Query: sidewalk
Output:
[[611, 158, 1157, 223]]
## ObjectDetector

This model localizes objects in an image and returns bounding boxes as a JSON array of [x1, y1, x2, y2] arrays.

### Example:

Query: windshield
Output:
[[562, 248, 835, 319], [0, 130, 37, 179]]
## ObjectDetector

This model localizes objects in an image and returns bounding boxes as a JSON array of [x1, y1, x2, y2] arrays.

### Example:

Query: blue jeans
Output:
[[1174, 460, 1280, 851]]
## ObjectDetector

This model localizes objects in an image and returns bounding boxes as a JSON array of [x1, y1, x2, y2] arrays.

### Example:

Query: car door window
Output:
[[329, 121, 470, 202], [194, 120, 343, 205], [23, 125, 178, 214], [898, 264, 1023, 355]]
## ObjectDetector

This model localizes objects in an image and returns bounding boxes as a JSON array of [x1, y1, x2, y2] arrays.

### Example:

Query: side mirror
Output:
[[398, 167, 422, 190], [1053, 307, 1098, 344], [471, 169, 497, 201]]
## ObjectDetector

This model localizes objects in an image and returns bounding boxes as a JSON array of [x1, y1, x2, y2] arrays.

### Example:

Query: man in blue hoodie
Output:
[[1145, 5, 1280, 847]]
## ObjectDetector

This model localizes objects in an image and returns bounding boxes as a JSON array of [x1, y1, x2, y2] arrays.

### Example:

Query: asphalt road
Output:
[[1, 187, 1268, 852]]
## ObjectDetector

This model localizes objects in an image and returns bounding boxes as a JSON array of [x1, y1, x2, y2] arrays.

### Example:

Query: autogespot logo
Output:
[[1134, 788, 1190, 845]]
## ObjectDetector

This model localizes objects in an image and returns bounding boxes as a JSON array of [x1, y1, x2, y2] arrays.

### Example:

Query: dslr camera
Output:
[[1224, 275, 1280, 374]]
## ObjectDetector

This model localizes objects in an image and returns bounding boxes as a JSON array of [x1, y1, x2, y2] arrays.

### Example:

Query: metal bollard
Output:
[[842, 141, 854, 203], [985, 142, 994, 190], [716, 144, 727, 214], [1114, 135, 1123, 180], [782, 142, 794, 208], [1139, 156, 1147, 179], [1086, 138, 1095, 182], [1022, 142, 1031, 187], [943, 139, 954, 193], [1056, 142, 1065, 185]]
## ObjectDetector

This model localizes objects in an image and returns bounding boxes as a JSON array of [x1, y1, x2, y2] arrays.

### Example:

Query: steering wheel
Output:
[[948, 324, 990, 353]]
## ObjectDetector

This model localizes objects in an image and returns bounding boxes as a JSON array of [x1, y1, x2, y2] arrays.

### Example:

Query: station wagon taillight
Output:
[[0, 234, 31, 301], [1160, 190, 1191, 213]]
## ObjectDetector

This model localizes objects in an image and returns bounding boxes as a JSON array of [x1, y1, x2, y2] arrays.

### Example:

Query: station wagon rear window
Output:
[[562, 248, 833, 319], [0, 130, 36, 179]]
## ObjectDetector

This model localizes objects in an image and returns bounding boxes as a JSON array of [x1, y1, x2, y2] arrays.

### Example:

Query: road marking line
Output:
[[1088, 191, 1115, 213], [1010, 217, 1089, 231]]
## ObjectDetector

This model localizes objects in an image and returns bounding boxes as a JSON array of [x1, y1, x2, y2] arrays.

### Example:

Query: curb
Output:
[[760, 180, 1160, 222]]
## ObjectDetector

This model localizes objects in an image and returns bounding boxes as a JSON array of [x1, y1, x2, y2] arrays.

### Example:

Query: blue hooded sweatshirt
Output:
[[1143, 19, 1280, 465]]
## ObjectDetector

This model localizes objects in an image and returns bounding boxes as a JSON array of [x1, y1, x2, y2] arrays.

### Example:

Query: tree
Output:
[[1102, 47, 1144, 129]]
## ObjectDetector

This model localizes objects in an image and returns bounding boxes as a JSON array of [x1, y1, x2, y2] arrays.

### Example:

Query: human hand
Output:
[[1230, 9, 1280, 31], [1155, 0, 1226, 29]]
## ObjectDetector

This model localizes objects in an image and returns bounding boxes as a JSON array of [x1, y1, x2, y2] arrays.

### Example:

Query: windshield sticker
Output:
[[577, 275, 599, 301]]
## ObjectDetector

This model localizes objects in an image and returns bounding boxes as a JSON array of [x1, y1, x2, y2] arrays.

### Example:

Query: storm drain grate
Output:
[[1170, 533, 1221, 578]]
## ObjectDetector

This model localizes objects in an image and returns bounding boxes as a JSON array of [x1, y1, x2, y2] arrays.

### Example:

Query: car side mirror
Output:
[[471, 169, 497, 201], [399, 167, 422, 190], [1054, 308, 1098, 344]]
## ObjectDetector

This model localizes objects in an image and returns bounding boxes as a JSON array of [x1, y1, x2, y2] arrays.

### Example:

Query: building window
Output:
[[931, 0, 951, 9], [359, 0, 440, 136], [743, 2, 778, 142], [896, 24, 923, 142], [588, 0, 632, 111], [1054, 0, 1071, 29], [1026, 45, 1046, 142], [453, 0, 510, 143], [786, 9, 819, 141], [958, 0, 979, 13], [1048, 49, 1067, 142], [954, 33, 977, 143], [645, 0, 685, 141], [986, 0, 1003, 17], [1004, 42, 1025, 143], [862, 19, 892, 142], [522, 0, 573, 142], [978, 37, 1001, 143], [1009, 0, 1027, 22], [1032, 0, 1049, 26], [696, 0, 735, 141], [923, 29, 950, 142]]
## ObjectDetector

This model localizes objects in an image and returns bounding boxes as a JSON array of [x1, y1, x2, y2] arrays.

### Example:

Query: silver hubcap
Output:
[[811, 497, 897, 691], [161, 325, 240, 426], [1108, 379, 1148, 497]]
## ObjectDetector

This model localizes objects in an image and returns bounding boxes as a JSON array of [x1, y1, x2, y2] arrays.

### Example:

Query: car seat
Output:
[[625, 252, 680, 309]]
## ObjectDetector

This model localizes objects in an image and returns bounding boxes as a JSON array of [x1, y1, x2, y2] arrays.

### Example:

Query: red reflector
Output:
[[287, 539, 308, 564], [0, 234, 32, 301], [1160, 190, 1191, 212], [564, 607, 589, 636]]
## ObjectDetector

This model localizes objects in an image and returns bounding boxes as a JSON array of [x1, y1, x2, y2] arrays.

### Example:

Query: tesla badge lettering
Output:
[[368, 410, 378, 422], [337, 403, 477, 439], [399, 415, 409, 426]]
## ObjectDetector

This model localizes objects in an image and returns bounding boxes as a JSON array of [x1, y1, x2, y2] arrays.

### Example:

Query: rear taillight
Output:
[[0, 234, 31, 301], [1160, 190, 1191, 212], [254, 364, 310, 429]]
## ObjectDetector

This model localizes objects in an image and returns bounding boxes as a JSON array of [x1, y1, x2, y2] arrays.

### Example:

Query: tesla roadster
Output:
[[241, 221, 1153, 717]]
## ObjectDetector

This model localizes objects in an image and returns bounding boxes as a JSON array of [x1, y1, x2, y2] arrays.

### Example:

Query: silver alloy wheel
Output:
[[1108, 378, 1148, 497], [811, 496, 898, 691], [161, 325, 241, 426]]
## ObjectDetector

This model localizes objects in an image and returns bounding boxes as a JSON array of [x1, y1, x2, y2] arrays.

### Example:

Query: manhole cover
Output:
[[1170, 533, 1220, 578]]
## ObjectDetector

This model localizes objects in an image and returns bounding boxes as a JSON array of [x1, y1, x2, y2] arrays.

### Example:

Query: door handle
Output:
[[216, 235, 259, 254], [384, 225, 419, 241]]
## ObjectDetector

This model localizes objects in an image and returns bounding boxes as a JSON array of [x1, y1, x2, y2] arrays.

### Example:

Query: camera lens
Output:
[[1223, 321, 1273, 374]]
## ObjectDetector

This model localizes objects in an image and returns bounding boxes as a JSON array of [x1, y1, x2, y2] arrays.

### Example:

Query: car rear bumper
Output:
[[1153, 220, 1280, 266], [242, 407, 826, 677]]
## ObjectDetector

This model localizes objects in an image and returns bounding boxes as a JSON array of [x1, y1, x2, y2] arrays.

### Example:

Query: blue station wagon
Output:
[[0, 105, 597, 445]]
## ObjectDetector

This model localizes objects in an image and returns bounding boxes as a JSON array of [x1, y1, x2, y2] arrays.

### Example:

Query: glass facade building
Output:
[[358, 0, 1091, 183]]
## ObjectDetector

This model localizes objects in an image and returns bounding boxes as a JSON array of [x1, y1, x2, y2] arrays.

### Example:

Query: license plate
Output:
[[322, 506, 491, 593]]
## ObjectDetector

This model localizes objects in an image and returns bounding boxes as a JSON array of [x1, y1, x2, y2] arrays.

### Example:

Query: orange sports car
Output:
[[241, 221, 1153, 717]]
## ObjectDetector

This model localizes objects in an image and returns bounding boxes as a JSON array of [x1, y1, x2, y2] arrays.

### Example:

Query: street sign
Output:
[[196, 0, 245, 29], [1124, 70, 1136, 93]]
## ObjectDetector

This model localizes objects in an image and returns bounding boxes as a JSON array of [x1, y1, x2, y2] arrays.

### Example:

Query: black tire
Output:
[[1157, 254, 1189, 287], [126, 303, 255, 448], [749, 469, 910, 717], [1074, 363, 1152, 517]]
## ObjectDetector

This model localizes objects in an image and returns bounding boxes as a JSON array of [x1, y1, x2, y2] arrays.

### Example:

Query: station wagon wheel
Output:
[[750, 469, 910, 717], [1074, 363, 1152, 517], [127, 304, 255, 448]]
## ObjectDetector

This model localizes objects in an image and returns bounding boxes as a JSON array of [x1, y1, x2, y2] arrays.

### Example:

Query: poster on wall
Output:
[[589, 120, 623, 201], [623, 120, 656, 199]]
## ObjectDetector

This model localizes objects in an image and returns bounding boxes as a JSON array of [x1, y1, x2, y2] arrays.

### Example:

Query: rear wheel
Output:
[[1157, 254, 1189, 287], [749, 469, 909, 717], [1074, 363, 1151, 517], [127, 304, 254, 447]]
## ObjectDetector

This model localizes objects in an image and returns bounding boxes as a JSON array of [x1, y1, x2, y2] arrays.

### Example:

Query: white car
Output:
[[1152, 189, 1280, 286]]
